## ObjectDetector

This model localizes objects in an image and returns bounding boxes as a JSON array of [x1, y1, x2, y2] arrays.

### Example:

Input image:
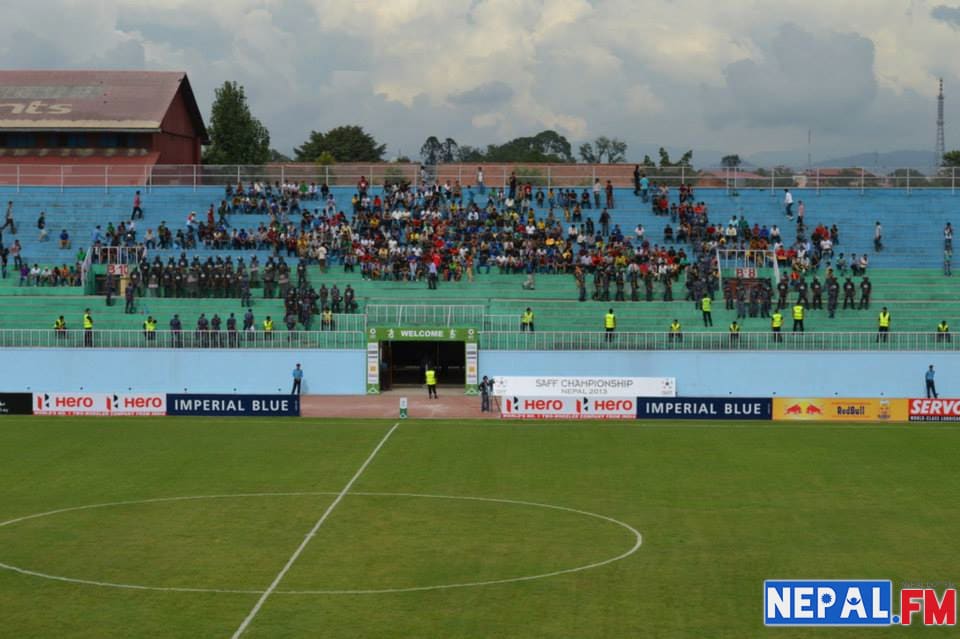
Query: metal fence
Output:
[[479, 331, 960, 352], [366, 304, 486, 327], [0, 329, 364, 349], [1, 327, 955, 351], [0, 163, 959, 192]]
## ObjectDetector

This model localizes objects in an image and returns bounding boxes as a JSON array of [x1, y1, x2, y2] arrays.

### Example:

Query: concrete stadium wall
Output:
[[479, 352, 955, 398], [0, 349, 365, 395], [0, 349, 952, 397]]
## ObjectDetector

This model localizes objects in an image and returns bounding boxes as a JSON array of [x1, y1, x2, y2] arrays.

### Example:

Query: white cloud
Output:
[[0, 0, 957, 161]]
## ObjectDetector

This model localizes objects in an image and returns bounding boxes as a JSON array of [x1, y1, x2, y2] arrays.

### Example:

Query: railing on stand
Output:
[[366, 304, 486, 327], [479, 331, 960, 352], [0, 329, 365, 349]]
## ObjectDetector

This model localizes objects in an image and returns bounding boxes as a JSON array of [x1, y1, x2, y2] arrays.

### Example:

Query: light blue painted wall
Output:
[[0, 349, 365, 395], [0, 349, 953, 397], [479, 351, 956, 398]]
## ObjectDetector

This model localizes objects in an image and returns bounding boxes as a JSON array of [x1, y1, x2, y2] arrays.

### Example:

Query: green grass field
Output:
[[0, 417, 957, 638]]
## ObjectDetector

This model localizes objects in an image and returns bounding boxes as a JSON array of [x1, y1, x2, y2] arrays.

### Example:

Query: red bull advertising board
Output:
[[773, 398, 908, 422]]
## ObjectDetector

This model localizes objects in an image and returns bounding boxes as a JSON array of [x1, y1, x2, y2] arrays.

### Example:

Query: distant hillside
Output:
[[814, 150, 938, 169]]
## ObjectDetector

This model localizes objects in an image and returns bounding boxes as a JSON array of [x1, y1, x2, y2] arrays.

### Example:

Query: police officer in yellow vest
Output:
[[728, 320, 741, 345], [143, 315, 157, 343], [701, 295, 713, 326], [53, 315, 66, 340], [604, 308, 616, 342], [263, 315, 274, 341], [425, 364, 438, 399], [792, 303, 804, 333], [877, 307, 890, 343], [669, 318, 682, 343], [82, 308, 93, 347], [936, 320, 951, 343], [771, 310, 784, 342], [521, 307, 535, 332], [321, 308, 334, 331]]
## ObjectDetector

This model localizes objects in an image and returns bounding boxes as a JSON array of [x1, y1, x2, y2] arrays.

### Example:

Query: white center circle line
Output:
[[0, 492, 643, 595]]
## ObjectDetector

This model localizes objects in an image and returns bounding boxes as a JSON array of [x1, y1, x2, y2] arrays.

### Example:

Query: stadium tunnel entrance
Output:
[[380, 340, 465, 391], [366, 327, 479, 395]]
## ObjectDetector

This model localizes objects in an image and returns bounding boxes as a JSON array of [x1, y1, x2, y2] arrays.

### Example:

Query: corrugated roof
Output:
[[0, 71, 207, 140]]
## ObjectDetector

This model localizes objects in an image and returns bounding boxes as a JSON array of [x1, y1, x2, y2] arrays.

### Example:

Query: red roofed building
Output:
[[0, 70, 208, 173]]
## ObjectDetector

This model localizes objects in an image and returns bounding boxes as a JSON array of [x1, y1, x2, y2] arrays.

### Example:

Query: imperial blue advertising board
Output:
[[636, 397, 772, 420], [166, 394, 300, 417]]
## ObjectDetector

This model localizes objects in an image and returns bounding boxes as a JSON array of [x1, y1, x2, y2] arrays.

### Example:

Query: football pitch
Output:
[[0, 417, 957, 638]]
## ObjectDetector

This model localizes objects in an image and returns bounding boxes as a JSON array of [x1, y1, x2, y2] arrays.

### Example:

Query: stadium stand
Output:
[[0, 180, 955, 342]]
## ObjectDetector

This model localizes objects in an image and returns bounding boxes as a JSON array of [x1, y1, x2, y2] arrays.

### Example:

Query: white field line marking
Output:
[[229, 422, 399, 638], [0, 492, 642, 595]]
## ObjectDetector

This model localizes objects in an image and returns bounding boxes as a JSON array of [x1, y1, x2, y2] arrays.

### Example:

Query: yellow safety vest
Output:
[[729, 323, 740, 333], [604, 313, 616, 329], [701, 297, 712, 312], [878, 312, 890, 328], [771, 313, 783, 328], [425, 370, 437, 385], [54, 319, 64, 330], [937, 322, 949, 333], [670, 321, 681, 333], [521, 311, 534, 324], [144, 320, 156, 332], [263, 319, 274, 331], [83, 314, 93, 329], [322, 310, 333, 322], [792, 305, 804, 320]]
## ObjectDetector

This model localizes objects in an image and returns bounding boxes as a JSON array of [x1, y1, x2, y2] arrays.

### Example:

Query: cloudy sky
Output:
[[3, 0, 960, 165]]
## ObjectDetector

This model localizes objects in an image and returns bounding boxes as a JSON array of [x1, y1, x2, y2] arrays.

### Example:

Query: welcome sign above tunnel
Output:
[[366, 327, 479, 395]]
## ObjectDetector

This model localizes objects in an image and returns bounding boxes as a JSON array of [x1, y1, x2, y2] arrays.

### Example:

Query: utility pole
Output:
[[936, 78, 946, 167]]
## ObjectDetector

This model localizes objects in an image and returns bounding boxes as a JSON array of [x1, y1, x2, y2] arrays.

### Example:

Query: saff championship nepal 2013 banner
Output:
[[166, 394, 300, 417], [493, 376, 676, 398], [500, 396, 637, 419], [773, 398, 908, 422], [635, 397, 773, 420], [33, 392, 167, 416]]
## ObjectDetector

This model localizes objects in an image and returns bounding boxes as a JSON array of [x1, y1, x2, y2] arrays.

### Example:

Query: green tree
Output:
[[579, 136, 628, 163], [420, 136, 442, 164], [641, 154, 656, 168], [269, 149, 291, 163], [295, 125, 386, 162], [658, 147, 672, 167], [202, 81, 270, 165], [721, 154, 742, 168], [484, 130, 574, 163], [941, 150, 960, 167]]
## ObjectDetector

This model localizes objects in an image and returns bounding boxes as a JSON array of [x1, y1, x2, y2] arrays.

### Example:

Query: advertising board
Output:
[[0, 393, 33, 415], [907, 398, 960, 422], [166, 394, 300, 417], [500, 396, 636, 419], [493, 376, 676, 398], [773, 398, 907, 422], [636, 397, 772, 420], [32, 392, 166, 416]]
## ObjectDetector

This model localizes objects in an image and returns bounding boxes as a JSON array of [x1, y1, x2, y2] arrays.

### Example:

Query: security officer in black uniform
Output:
[[226, 312, 238, 348], [776, 276, 789, 311], [811, 277, 823, 310], [210, 313, 222, 348], [842, 277, 856, 310], [169, 314, 182, 348], [827, 277, 839, 318], [859, 276, 872, 310]]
